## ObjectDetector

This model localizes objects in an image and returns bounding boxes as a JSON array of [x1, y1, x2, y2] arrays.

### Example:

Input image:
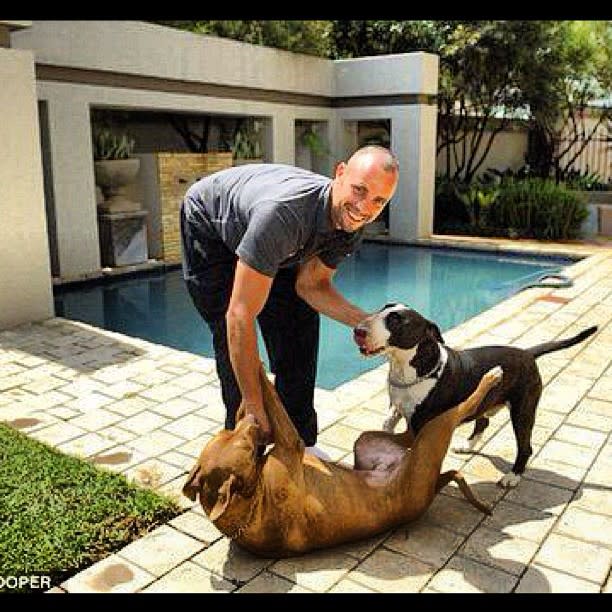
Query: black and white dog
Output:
[[353, 304, 598, 487]]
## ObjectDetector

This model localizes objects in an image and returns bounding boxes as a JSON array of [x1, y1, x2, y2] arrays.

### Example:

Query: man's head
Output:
[[330, 145, 399, 232]]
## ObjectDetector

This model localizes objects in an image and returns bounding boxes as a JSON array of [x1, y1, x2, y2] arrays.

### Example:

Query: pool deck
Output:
[[1, 236, 611, 593]]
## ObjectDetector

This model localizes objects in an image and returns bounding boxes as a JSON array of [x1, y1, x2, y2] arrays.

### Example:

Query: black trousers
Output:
[[180, 204, 320, 445]]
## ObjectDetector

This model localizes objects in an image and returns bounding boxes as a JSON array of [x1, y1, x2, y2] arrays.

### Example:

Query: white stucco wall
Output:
[[0, 48, 53, 328], [12, 20, 334, 96], [11, 21, 440, 281]]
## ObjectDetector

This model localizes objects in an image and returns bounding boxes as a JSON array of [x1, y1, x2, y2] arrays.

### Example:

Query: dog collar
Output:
[[389, 345, 447, 389]]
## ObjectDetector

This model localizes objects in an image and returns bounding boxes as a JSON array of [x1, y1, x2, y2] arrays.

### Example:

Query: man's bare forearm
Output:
[[298, 282, 367, 328], [226, 311, 262, 407]]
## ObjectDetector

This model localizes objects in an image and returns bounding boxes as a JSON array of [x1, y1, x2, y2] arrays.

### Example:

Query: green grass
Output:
[[0, 423, 183, 592]]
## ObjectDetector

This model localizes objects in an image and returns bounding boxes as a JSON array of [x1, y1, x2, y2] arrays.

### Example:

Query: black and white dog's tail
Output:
[[528, 325, 598, 359]]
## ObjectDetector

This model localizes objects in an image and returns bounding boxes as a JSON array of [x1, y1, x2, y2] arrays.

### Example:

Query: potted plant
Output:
[[93, 127, 141, 213]]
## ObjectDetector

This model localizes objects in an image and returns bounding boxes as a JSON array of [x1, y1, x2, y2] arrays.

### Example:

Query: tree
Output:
[[521, 21, 612, 181], [153, 20, 332, 57]]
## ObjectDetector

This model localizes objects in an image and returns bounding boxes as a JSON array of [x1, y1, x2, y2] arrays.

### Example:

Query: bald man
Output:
[[180, 146, 399, 447]]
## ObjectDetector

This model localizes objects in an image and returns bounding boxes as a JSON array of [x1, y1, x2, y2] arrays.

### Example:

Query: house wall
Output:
[[10, 21, 439, 287], [0, 48, 53, 328]]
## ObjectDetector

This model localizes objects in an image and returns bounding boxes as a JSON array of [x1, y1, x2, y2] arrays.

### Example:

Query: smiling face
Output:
[[330, 147, 399, 232]]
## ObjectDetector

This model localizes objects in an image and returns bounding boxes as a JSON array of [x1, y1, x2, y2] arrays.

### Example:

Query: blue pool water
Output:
[[54, 243, 574, 389]]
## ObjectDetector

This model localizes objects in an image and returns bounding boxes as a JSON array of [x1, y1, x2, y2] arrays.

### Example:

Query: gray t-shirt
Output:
[[182, 163, 363, 277]]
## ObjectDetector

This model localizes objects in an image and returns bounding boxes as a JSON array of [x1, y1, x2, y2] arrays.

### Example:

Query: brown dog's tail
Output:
[[528, 326, 598, 359]]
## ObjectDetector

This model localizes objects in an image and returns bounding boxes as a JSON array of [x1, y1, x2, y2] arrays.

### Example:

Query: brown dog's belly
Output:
[[235, 461, 411, 556]]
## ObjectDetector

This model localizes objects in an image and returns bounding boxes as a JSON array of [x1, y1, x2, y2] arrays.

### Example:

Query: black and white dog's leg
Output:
[[382, 403, 403, 433], [500, 395, 538, 488], [453, 416, 490, 454]]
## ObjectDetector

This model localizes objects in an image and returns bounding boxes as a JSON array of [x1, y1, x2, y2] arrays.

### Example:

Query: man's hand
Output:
[[238, 400, 272, 445]]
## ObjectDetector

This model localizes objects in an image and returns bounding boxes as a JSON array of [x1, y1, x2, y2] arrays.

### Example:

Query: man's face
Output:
[[330, 154, 398, 232]]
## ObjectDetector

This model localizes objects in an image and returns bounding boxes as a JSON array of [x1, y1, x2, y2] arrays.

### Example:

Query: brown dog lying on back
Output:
[[183, 364, 502, 557]]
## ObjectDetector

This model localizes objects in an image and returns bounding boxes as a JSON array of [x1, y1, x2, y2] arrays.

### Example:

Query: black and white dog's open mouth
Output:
[[353, 328, 384, 356]]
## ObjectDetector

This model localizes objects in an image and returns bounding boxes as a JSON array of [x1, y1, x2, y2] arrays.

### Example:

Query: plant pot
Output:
[[95, 158, 141, 213]]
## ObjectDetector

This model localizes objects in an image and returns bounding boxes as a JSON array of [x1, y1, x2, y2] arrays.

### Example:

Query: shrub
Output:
[[488, 178, 588, 240]]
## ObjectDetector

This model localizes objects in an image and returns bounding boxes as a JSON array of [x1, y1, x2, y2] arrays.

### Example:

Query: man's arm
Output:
[[226, 259, 273, 442], [295, 256, 367, 327]]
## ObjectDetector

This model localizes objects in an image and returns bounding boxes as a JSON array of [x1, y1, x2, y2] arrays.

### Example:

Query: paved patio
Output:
[[1, 238, 611, 593]]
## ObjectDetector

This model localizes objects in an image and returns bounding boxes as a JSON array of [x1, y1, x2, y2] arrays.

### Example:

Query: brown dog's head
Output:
[[182, 413, 261, 522]]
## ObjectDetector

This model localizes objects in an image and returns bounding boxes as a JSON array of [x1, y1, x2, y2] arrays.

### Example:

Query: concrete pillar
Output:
[[45, 96, 101, 280], [271, 111, 295, 165], [0, 48, 53, 328], [389, 103, 438, 241]]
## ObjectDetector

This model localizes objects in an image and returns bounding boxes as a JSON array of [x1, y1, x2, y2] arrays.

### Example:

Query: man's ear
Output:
[[182, 463, 203, 502], [209, 473, 237, 522]]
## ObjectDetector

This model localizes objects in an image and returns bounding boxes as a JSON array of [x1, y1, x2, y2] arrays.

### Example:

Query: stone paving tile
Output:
[[68, 407, 125, 431], [161, 413, 218, 440], [588, 375, 612, 402], [327, 577, 377, 593], [157, 475, 197, 511], [117, 410, 170, 435], [552, 424, 608, 449], [505, 478, 575, 515], [534, 533, 612, 584], [124, 429, 185, 458], [384, 522, 465, 568], [571, 485, 612, 517], [169, 510, 224, 545], [159, 450, 199, 472], [139, 384, 192, 403], [346, 547, 435, 593], [555, 506, 612, 548], [515, 564, 601, 593], [56, 432, 118, 459], [61, 554, 156, 593], [28, 421, 88, 447], [536, 439, 600, 469], [141, 561, 235, 593], [147, 396, 200, 419], [106, 396, 158, 418], [101, 380, 147, 400], [118, 525, 205, 577], [176, 435, 215, 460], [124, 458, 186, 489], [192, 538, 274, 586], [523, 457, 589, 490], [420, 492, 488, 536], [458, 525, 539, 576], [482, 500, 557, 544], [331, 531, 390, 561], [268, 548, 358, 592], [425, 555, 517, 593], [236, 570, 312, 593], [317, 422, 363, 452], [340, 407, 387, 432]]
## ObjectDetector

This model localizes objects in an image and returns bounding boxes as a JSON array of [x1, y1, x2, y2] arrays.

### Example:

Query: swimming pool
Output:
[[54, 243, 574, 389]]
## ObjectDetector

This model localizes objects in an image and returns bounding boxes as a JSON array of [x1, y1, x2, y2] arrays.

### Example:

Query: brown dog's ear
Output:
[[208, 473, 237, 522], [182, 463, 203, 502]]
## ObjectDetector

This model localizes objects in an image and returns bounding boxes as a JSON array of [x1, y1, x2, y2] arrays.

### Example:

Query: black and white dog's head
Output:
[[353, 303, 445, 376]]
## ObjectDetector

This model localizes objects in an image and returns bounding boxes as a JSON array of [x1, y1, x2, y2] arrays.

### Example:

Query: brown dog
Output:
[[182, 364, 502, 557]]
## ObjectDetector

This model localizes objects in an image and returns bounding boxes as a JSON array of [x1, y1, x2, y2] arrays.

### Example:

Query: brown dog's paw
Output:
[[484, 365, 503, 387]]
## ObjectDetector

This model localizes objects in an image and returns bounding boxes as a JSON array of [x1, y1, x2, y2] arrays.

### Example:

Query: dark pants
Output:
[[180, 204, 320, 445]]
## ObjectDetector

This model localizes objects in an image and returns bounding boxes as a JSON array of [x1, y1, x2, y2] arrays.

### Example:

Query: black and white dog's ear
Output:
[[428, 323, 445, 344]]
